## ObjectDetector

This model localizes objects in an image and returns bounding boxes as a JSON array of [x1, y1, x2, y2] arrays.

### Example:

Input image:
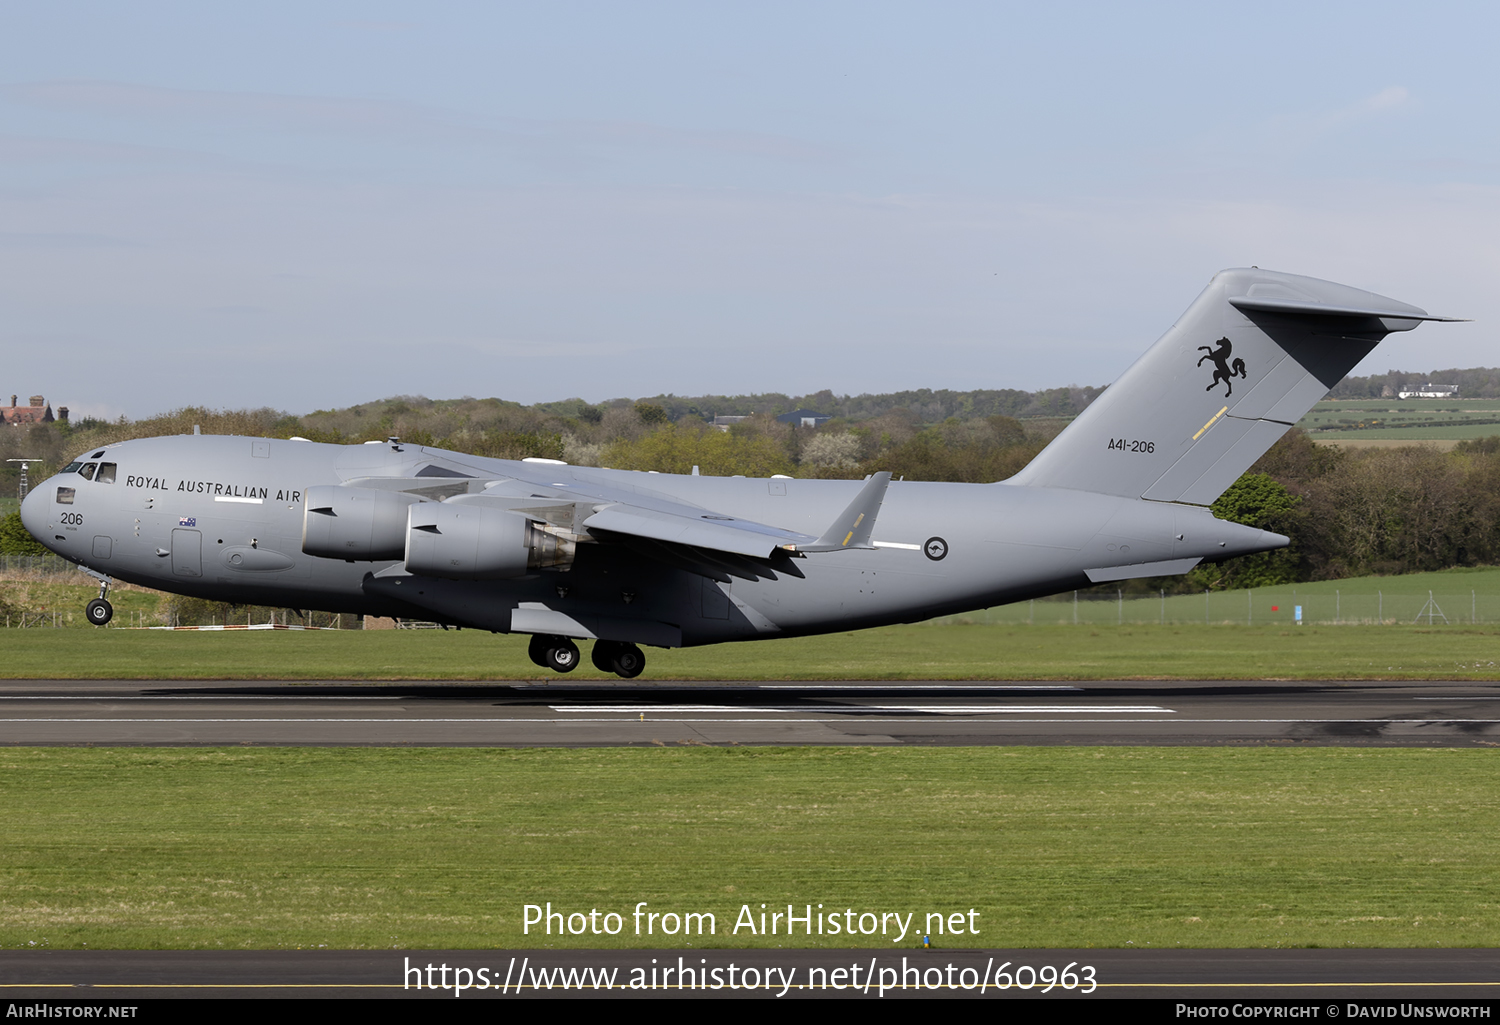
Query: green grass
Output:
[[953, 565, 1500, 627], [1298, 398, 1500, 440], [1, 747, 1494, 950], [4, 621, 1500, 680], [7, 566, 1500, 680]]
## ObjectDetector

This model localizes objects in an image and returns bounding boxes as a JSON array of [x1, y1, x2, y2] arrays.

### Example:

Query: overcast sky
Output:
[[2, 2, 1497, 419]]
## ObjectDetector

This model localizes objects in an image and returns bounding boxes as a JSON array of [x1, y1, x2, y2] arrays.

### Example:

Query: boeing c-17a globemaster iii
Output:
[[21, 269, 1460, 677]]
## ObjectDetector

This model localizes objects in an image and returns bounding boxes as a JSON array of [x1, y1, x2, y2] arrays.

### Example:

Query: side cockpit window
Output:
[[77, 463, 97, 481], [96, 462, 117, 484], [56, 487, 75, 505], [62, 462, 83, 474]]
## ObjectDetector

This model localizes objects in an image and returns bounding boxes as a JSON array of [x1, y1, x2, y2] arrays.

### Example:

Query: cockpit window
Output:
[[62, 462, 83, 474], [77, 462, 97, 481], [96, 462, 117, 484], [56, 487, 75, 505]]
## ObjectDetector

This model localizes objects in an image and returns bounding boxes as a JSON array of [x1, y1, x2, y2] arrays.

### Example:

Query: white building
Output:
[[1397, 383, 1459, 399]]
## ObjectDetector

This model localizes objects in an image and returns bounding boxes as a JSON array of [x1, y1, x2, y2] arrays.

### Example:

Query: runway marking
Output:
[[761, 685, 1082, 690], [2, 717, 1499, 725], [548, 704, 1175, 714]]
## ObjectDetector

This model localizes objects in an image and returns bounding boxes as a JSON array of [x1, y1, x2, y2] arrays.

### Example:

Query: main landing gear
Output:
[[591, 640, 645, 680], [527, 635, 645, 678], [83, 572, 113, 626], [528, 634, 580, 673]]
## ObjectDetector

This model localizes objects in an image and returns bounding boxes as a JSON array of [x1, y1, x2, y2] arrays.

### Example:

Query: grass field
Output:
[[1, 746, 1493, 950], [6, 620, 1500, 682], [4, 566, 1500, 681], [1298, 398, 1500, 441], [1, 622, 1500, 680]]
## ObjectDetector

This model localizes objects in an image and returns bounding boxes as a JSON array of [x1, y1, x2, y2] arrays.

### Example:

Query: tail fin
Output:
[[1009, 268, 1460, 505]]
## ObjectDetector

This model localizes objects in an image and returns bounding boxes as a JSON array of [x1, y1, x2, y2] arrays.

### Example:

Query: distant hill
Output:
[[539, 385, 1107, 423]]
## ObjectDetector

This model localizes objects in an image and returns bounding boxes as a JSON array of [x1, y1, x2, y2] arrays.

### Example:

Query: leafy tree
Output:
[[1189, 473, 1302, 589], [634, 403, 670, 425], [601, 423, 794, 477], [0, 512, 48, 556]]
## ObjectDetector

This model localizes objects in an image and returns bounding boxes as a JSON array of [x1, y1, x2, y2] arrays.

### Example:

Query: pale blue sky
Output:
[[2, 2, 1496, 418]]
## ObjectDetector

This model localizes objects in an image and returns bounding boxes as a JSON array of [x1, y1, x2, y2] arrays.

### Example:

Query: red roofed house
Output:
[[2, 395, 67, 426]]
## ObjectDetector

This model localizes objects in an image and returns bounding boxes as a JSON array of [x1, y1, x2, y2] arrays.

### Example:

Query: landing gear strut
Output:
[[82, 571, 113, 627], [527, 634, 579, 674], [592, 640, 645, 679]]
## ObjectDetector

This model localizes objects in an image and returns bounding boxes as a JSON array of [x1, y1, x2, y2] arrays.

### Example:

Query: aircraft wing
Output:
[[580, 503, 815, 558], [363, 456, 893, 583]]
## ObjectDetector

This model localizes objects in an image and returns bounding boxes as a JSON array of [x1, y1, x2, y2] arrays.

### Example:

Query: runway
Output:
[[2, 678, 1499, 746]]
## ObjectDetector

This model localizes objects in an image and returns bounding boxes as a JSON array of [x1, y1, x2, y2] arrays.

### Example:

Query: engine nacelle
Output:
[[405, 502, 532, 579], [303, 485, 422, 561]]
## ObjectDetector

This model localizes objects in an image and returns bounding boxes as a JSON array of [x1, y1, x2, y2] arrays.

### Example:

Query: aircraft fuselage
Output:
[[20, 434, 1279, 646]]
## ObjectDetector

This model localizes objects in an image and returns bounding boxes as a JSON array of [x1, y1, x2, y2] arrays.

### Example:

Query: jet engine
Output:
[[404, 501, 576, 579], [303, 485, 423, 561]]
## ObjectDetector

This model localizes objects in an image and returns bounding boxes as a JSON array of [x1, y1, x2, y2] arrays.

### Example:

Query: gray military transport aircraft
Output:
[[21, 268, 1459, 677]]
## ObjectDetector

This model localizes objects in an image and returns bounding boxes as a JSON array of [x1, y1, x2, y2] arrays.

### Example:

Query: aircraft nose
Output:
[[19, 481, 50, 543]]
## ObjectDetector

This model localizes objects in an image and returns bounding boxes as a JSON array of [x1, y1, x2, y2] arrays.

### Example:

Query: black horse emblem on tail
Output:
[[1197, 337, 1248, 396]]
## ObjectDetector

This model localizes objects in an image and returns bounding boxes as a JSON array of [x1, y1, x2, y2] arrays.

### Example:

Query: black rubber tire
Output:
[[591, 641, 620, 674], [611, 644, 645, 680], [85, 598, 113, 627], [527, 634, 552, 668], [545, 639, 580, 674]]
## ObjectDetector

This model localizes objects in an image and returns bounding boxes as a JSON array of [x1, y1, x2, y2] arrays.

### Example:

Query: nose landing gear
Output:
[[85, 598, 113, 626], [81, 569, 113, 626]]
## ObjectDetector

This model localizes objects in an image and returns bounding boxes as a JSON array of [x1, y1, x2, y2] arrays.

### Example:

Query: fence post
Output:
[[1160, 589, 1165, 626], [1205, 589, 1210, 625], [1379, 590, 1382, 624], [1248, 588, 1252, 626], [1073, 590, 1077, 626], [1336, 589, 1340, 625], [1118, 588, 1122, 626]]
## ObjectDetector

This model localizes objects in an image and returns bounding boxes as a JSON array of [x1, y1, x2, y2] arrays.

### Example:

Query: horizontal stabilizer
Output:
[[799, 472, 892, 553], [1228, 295, 1466, 322]]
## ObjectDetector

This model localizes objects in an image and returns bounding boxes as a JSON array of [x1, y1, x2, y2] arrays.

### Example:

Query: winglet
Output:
[[797, 472, 892, 552]]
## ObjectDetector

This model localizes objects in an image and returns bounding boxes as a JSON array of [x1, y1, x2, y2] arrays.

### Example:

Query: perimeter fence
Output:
[[0, 555, 73, 576], [938, 588, 1493, 627]]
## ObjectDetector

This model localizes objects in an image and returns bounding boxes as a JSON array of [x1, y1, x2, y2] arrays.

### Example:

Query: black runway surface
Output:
[[0, 948, 1496, 1000], [1, 678, 1499, 746]]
